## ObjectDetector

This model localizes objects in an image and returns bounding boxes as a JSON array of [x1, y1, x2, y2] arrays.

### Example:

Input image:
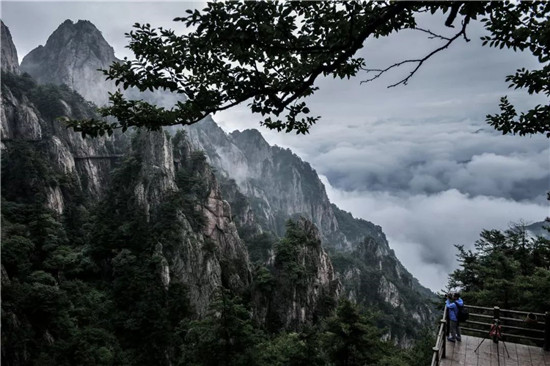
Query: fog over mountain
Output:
[[3, 1, 548, 291]]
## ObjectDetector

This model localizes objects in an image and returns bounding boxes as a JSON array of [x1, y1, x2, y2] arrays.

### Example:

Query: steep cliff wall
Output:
[[0, 77, 252, 318], [256, 218, 341, 331], [1, 20, 19, 74], [1, 71, 124, 208], [184, 119, 437, 342], [6, 19, 338, 325], [2, 22, 252, 315], [20, 19, 118, 106], [185, 118, 344, 246], [1, 19, 430, 365], [105, 130, 252, 314]]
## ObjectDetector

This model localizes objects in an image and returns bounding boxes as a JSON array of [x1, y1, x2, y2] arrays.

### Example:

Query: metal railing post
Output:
[[441, 319, 447, 358], [432, 347, 439, 366]]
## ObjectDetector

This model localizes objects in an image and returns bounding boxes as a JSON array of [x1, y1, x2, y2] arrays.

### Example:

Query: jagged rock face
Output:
[[1, 86, 42, 141], [7, 18, 251, 319], [184, 119, 436, 342], [335, 236, 435, 345], [20, 19, 117, 105], [185, 119, 343, 245], [1, 48, 124, 209], [1, 21, 19, 74], [132, 131, 177, 219], [129, 130, 251, 314], [217, 176, 260, 232], [173, 134, 252, 294], [2, 73, 252, 317], [259, 218, 341, 331]]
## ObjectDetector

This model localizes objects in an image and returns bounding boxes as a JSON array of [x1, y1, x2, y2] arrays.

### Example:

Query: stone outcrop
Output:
[[258, 217, 341, 330], [19, 19, 184, 109], [185, 118, 343, 245], [1, 21, 19, 74], [132, 130, 177, 219], [156, 131, 251, 313], [1, 22, 124, 207], [0, 73, 124, 205], [1, 75, 251, 317], [333, 235, 435, 345], [4, 23, 251, 317], [20, 19, 118, 105]]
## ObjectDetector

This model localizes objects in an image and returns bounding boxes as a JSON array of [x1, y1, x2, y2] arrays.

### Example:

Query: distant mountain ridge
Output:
[[526, 220, 550, 239]]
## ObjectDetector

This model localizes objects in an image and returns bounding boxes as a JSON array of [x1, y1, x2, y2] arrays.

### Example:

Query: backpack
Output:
[[456, 302, 469, 322]]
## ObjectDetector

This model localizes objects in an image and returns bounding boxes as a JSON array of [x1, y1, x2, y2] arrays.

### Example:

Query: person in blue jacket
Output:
[[453, 293, 464, 339], [446, 293, 462, 342]]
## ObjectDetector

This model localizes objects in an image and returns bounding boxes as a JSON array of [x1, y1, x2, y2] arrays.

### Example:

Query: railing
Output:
[[461, 305, 549, 350], [430, 306, 448, 366], [431, 304, 549, 366]]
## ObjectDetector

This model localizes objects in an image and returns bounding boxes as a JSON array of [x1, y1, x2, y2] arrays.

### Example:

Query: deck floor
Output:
[[440, 335, 550, 366]]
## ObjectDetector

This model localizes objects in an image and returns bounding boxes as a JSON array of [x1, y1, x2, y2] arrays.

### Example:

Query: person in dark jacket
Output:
[[446, 293, 461, 342]]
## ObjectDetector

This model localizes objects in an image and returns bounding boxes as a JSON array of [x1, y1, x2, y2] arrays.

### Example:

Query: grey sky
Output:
[[2, 1, 548, 291]]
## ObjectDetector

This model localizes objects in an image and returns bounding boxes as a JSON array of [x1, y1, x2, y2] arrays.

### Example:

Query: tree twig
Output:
[[361, 15, 471, 88], [414, 27, 451, 41]]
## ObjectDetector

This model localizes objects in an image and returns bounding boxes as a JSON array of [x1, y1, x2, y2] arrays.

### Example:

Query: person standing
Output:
[[453, 293, 463, 342], [446, 293, 461, 342]]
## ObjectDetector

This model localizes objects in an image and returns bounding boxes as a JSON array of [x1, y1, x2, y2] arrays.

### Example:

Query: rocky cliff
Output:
[[185, 118, 343, 246], [256, 218, 341, 331], [1, 21, 19, 74], [1, 70, 124, 206], [20, 19, 117, 105], [5, 19, 341, 325], [19, 19, 184, 109], [2, 22, 253, 316], [184, 119, 436, 342], [103, 129, 252, 314], [4, 18, 435, 347]]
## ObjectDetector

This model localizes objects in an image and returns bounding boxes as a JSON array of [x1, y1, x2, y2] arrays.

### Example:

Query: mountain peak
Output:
[[20, 19, 117, 105], [230, 128, 270, 150], [1, 21, 20, 74], [54, 19, 102, 35]]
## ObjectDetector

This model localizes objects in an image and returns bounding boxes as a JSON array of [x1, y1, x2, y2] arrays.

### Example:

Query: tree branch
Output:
[[270, 3, 408, 114], [445, 2, 463, 28], [361, 15, 471, 88], [414, 27, 451, 41]]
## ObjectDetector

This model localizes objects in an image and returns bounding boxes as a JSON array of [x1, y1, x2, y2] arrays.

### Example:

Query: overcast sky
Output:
[[2, 1, 549, 292]]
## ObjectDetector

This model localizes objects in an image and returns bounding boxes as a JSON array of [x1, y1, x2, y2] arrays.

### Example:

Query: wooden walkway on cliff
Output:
[[432, 305, 550, 366], [440, 334, 550, 366]]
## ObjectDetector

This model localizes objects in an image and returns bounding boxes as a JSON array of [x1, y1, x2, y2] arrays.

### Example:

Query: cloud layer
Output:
[[320, 179, 548, 291], [303, 118, 549, 202]]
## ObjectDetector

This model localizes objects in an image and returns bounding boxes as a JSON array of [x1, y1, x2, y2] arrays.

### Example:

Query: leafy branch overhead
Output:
[[67, 1, 550, 137]]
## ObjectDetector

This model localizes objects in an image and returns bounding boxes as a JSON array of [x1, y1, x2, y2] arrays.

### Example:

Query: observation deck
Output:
[[432, 305, 549, 366], [440, 334, 549, 366]]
